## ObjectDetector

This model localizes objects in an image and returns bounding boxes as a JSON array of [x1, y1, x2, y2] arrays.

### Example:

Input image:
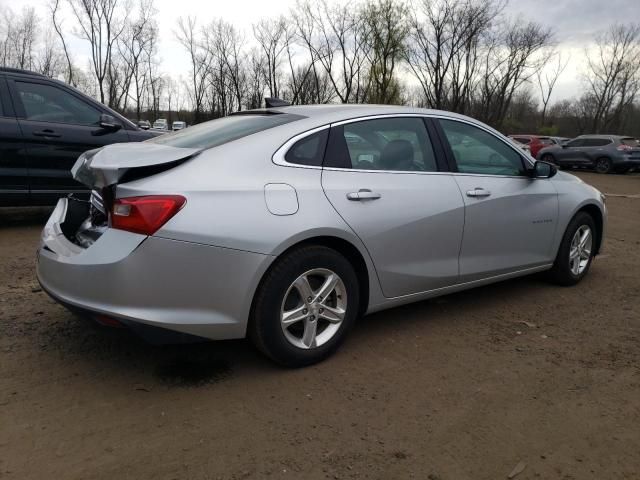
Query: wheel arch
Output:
[[576, 203, 604, 255], [251, 235, 374, 324]]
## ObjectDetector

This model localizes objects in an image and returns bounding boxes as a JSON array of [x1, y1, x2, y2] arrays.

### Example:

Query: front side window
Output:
[[325, 117, 437, 172], [15, 81, 100, 125], [439, 119, 525, 176], [565, 138, 584, 147]]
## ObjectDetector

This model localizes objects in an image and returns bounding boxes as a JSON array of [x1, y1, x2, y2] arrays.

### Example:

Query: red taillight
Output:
[[111, 195, 186, 235], [617, 144, 632, 152]]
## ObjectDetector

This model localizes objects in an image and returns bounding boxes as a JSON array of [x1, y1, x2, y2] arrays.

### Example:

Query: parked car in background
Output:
[[508, 137, 532, 156], [36, 104, 606, 366], [172, 121, 187, 131], [152, 118, 168, 131], [537, 134, 640, 174], [137, 120, 151, 130], [0, 68, 161, 207], [509, 134, 558, 158]]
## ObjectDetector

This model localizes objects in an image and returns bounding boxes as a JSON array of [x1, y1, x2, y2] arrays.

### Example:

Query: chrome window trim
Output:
[[272, 112, 535, 177]]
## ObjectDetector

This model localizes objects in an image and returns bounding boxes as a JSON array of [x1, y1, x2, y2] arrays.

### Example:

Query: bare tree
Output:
[[116, 0, 157, 117], [50, 0, 75, 85], [293, 0, 369, 103], [361, 0, 409, 104], [475, 20, 553, 127], [405, 0, 499, 111], [175, 16, 212, 122], [246, 48, 266, 109], [536, 52, 568, 127], [203, 19, 250, 115], [0, 6, 39, 70], [583, 23, 640, 133], [253, 17, 289, 98], [67, 0, 130, 105]]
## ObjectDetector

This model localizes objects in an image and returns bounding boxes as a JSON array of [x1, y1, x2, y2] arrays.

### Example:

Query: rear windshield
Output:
[[147, 113, 303, 149], [621, 137, 640, 147]]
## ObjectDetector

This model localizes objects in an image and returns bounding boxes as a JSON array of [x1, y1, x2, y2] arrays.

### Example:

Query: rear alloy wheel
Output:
[[547, 212, 596, 286], [280, 268, 347, 350], [249, 246, 359, 367], [595, 157, 612, 174]]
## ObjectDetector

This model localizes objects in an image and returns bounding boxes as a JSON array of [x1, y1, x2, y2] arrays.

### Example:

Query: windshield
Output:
[[147, 113, 304, 149]]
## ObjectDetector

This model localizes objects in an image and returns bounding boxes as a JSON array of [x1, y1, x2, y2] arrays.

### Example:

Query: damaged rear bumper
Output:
[[37, 198, 272, 342]]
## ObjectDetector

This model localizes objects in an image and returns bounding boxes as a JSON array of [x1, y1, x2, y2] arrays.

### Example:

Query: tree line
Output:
[[1, 0, 639, 137]]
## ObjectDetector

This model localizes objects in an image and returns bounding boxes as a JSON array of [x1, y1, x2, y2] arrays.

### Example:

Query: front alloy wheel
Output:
[[547, 211, 596, 286], [568, 225, 592, 276]]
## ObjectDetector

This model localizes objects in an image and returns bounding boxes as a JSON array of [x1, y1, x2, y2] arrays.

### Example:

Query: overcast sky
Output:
[[3, 0, 639, 103]]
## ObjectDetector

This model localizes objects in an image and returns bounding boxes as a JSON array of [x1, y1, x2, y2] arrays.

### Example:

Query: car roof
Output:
[[577, 134, 631, 139], [242, 104, 496, 131], [0, 67, 46, 78]]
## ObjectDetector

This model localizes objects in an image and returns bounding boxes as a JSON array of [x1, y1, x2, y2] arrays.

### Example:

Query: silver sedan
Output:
[[37, 105, 606, 366]]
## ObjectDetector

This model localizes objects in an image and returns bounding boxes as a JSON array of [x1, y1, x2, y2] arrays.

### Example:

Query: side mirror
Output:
[[99, 114, 121, 131], [531, 160, 557, 179]]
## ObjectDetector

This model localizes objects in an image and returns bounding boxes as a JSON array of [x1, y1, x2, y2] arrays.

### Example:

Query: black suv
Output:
[[0, 68, 160, 206]]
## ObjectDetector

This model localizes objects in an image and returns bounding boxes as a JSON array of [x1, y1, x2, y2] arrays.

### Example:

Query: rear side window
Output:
[[439, 119, 525, 176], [511, 136, 531, 144], [621, 138, 639, 147], [285, 129, 328, 166], [582, 138, 611, 147], [324, 117, 438, 172], [148, 113, 304, 149]]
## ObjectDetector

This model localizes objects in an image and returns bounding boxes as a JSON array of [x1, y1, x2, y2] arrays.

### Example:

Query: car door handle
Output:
[[33, 130, 61, 138], [466, 188, 491, 198], [347, 189, 382, 201]]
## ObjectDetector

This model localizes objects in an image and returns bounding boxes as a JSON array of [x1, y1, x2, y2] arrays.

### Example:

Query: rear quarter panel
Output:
[[115, 130, 387, 311]]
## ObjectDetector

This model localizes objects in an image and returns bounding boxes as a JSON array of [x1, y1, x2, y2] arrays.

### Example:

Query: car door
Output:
[[0, 75, 29, 206], [555, 137, 586, 166], [581, 138, 612, 166], [321, 116, 465, 298], [8, 77, 130, 204], [437, 118, 558, 282]]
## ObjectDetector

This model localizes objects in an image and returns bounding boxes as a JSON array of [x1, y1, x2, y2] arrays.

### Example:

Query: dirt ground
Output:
[[1, 171, 639, 480]]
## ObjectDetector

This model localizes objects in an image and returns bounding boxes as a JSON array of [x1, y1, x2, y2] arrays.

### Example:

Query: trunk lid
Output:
[[72, 142, 199, 189], [67, 142, 198, 248]]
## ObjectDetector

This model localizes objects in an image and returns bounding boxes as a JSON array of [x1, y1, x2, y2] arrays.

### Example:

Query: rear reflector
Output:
[[111, 195, 186, 235]]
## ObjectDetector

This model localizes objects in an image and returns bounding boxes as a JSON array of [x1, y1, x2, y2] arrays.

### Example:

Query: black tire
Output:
[[547, 212, 597, 286], [594, 157, 612, 174], [248, 246, 360, 367]]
